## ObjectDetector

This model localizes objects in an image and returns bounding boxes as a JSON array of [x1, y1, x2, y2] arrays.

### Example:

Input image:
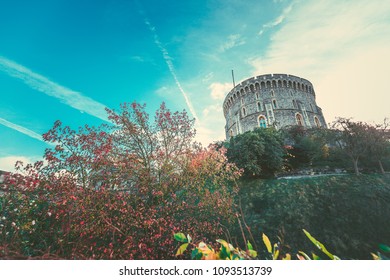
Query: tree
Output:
[[364, 119, 390, 174], [104, 102, 198, 193], [42, 121, 113, 189], [1, 102, 242, 259], [330, 118, 372, 175], [227, 128, 285, 178], [227, 130, 265, 177], [282, 126, 329, 170]]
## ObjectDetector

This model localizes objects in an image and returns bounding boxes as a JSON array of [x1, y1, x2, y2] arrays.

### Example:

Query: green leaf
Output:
[[174, 232, 188, 243], [379, 244, 390, 253], [303, 229, 335, 260], [176, 243, 189, 256], [191, 248, 203, 260], [262, 233, 272, 253], [217, 239, 231, 259], [248, 249, 258, 258], [312, 253, 321, 260], [247, 241, 254, 251]]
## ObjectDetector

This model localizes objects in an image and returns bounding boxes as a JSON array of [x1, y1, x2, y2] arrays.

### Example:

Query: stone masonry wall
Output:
[[223, 74, 327, 139]]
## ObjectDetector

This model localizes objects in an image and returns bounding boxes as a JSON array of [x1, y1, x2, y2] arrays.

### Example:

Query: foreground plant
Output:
[[174, 230, 387, 260], [173, 233, 256, 260], [262, 233, 291, 260], [297, 229, 340, 260]]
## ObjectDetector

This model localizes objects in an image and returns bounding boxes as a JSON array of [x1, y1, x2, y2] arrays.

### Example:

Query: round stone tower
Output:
[[223, 73, 326, 139]]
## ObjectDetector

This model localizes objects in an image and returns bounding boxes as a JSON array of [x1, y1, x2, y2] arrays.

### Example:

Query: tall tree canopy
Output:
[[227, 128, 285, 178]]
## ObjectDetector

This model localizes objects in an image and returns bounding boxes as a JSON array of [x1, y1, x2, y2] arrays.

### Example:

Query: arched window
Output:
[[283, 80, 287, 87], [278, 80, 282, 87], [261, 81, 266, 89], [250, 84, 254, 92], [266, 81, 271, 88], [314, 116, 321, 128], [255, 83, 260, 90], [242, 107, 247, 117], [257, 102, 262, 111], [256, 92, 259, 99], [258, 116, 267, 128], [272, 80, 277, 88], [296, 113, 304, 126], [272, 99, 277, 109], [271, 90, 274, 97]]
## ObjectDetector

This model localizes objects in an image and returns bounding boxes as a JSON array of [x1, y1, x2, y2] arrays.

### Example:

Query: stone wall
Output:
[[223, 74, 327, 139]]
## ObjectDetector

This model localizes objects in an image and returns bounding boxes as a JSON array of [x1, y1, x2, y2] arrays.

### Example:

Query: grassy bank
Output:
[[238, 174, 390, 259]]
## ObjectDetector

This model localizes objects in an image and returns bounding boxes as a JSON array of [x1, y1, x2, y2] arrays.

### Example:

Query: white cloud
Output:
[[195, 120, 225, 146], [202, 72, 214, 83], [155, 86, 171, 96], [0, 117, 43, 142], [0, 56, 109, 122], [196, 103, 226, 145], [258, 2, 294, 35], [250, 0, 390, 124], [209, 82, 232, 100], [0, 155, 41, 172], [202, 104, 222, 117], [316, 45, 390, 125], [130, 55, 145, 62], [219, 34, 246, 52]]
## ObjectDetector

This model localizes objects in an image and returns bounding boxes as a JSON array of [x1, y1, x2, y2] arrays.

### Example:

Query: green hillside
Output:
[[237, 174, 390, 259]]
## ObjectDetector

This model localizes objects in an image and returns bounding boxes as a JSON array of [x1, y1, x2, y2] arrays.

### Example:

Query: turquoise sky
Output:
[[1, 0, 390, 171]]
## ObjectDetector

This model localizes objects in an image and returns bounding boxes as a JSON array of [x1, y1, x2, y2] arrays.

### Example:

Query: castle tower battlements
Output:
[[223, 74, 326, 139]]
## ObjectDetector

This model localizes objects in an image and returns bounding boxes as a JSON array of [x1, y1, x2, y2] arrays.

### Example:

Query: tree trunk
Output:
[[378, 160, 385, 174], [353, 159, 360, 176]]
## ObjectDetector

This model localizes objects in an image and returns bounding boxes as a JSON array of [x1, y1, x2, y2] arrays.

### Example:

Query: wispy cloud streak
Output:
[[141, 16, 199, 121], [0, 56, 109, 122], [0, 117, 43, 142], [258, 2, 294, 35], [219, 34, 246, 52]]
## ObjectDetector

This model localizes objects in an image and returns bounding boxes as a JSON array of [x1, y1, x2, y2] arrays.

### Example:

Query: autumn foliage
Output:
[[0, 102, 242, 259]]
